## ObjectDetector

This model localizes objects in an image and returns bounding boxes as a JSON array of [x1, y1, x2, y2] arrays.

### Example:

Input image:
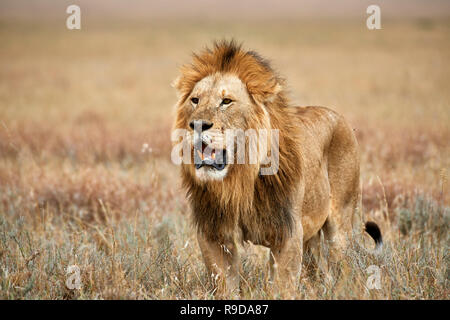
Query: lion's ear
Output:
[[171, 76, 182, 94], [251, 81, 283, 105], [267, 83, 283, 102], [170, 76, 188, 99]]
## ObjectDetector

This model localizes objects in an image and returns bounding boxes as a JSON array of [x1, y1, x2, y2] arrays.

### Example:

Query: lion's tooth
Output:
[[196, 149, 203, 160]]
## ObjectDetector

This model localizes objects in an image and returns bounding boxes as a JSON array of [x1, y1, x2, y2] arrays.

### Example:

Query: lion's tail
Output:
[[364, 221, 383, 251]]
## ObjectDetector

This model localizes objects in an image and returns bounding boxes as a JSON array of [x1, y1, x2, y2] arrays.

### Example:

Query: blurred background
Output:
[[0, 0, 448, 299]]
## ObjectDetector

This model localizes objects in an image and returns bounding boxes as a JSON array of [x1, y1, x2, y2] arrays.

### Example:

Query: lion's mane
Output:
[[173, 40, 304, 246]]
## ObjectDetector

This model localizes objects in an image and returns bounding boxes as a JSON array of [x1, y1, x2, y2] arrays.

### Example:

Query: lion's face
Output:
[[178, 73, 265, 182], [173, 41, 282, 185]]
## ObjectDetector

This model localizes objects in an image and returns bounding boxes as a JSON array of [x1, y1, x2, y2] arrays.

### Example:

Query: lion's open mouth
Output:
[[194, 142, 227, 171]]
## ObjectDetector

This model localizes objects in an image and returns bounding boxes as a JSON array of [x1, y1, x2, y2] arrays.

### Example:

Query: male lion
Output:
[[172, 40, 382, 296]]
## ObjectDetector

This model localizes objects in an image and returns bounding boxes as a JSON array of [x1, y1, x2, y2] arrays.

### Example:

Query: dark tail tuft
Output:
[[365, 221, 383, 249]]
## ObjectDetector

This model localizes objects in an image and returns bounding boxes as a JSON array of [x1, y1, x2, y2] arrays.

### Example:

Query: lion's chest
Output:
[[237, 167, 331, 246], [238, 215, 274, 247], [237, 197, 294, 248]]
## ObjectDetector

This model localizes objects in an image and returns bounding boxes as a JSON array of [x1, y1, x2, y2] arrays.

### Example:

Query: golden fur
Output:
[[172, 40, 381, 296]]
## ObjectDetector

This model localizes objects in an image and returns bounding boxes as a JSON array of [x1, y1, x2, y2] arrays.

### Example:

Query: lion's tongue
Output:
[[195, 149, 226, 170], [196, 148, 217, 161], [204, 149, 216, 162]]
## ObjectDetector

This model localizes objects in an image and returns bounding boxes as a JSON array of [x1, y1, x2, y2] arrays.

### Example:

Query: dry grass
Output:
[[0, 18, 449, 299]]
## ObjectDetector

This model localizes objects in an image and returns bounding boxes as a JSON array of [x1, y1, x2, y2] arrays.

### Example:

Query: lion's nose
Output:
[[189, 120, 213, 132]]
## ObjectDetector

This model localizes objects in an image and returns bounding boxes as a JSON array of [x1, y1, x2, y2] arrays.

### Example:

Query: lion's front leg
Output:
[[269, 221, 303, 294], [197, 232, 240, 297]]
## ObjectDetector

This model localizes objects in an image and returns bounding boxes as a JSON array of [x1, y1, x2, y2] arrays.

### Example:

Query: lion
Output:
[[171, 40, 382, 296]]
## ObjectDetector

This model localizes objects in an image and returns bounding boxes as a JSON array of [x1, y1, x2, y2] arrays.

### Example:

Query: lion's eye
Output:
[[221, 98, 232, 105], [191, 97, 199, 104]]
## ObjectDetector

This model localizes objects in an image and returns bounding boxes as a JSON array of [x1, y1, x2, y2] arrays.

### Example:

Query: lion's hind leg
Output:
[[303, 230, 334, 285], [302, 202, 355, 286], [323, 114, 361, 263], [321, 204, 353, 263]]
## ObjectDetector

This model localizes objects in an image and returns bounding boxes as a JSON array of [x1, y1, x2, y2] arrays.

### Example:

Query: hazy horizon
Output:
[[1, 0, 450, 22]]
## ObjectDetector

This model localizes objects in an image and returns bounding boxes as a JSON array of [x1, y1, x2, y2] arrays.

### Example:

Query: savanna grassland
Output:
[[0, 17, 449, 299]]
